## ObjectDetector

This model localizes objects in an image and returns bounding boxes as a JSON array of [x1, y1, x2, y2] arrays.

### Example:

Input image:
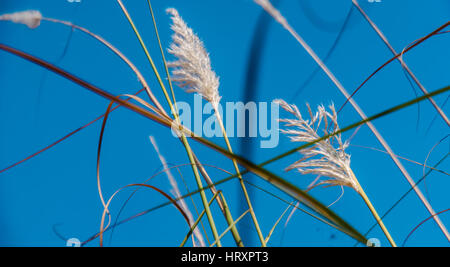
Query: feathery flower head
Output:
[[276, 99, 359, 192], [0, 10, 42, 29], [166, 8, 221, 108]]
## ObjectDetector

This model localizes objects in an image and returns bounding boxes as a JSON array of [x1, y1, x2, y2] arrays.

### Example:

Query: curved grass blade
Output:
[[0, 44, 367, 244], [291, 4, 355, 101], [42, 17, 167, 117], [352, 0, 450, 126], [265, 202, 294, 245], [253, 0, 450, 239], [116, 1, 225, 246], [338, 21, 450, 112], [351, 144, 449, 176], [145, 1, 244, 247], [99, 183, 191, 246], [360, 152, 450, 243], [402, 208, 450, 247], [4, 44, 449, 244]]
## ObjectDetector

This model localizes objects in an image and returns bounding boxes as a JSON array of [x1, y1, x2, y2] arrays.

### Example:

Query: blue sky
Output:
[[0, 0, 449, 247]]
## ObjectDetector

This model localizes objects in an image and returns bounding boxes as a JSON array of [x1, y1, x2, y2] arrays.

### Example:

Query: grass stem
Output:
[[146, 0, 246, 246], [214, 107, 267, 247], [256, 1, 450, 241], [180, 190, 221, 247], [351, 171, 397, 247], [116, 0, 222, 246]]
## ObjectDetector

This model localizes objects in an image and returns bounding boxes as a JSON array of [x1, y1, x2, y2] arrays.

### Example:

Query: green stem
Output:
[[265, 202, 294, 245], [145, 1, 250, 246], [116, 0, 221, 246], [214, 107, 266, 247], [180, 190, 221, 247], [146, 0, 243, 247], [180, 134, 221, 246], [210, 209, 250, 247], [352, 171, 397, 247], [7, 42, 449, 246], [218, 191, 244, 247]]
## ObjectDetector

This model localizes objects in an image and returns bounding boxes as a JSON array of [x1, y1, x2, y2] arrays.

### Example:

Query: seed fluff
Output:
[[276, 99, 359, 192], [166, 8, 221, 108], [0, 10, 42, 29]]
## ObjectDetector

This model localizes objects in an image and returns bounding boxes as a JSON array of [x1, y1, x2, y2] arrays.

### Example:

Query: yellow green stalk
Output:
[[213, 108, 267, 247]]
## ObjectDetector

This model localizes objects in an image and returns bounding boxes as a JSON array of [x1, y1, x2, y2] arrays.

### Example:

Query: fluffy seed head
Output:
[[0, 10, 42, 29], [166, 8, 221, 108], [276, 99, 359, 192]]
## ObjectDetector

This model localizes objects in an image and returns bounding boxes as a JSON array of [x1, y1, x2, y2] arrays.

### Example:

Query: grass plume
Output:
[[0, 10, 42, 29], [167, 8, 267, 246], [277, 99, 397, 246]]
